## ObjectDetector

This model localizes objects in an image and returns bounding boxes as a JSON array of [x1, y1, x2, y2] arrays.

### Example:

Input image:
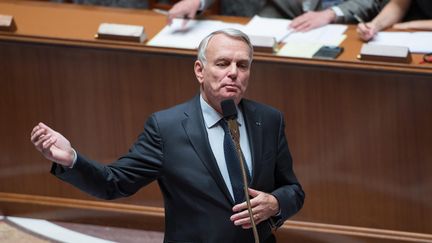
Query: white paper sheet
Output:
[[243, 15, 347, 47], [242, 15, 292, 42], [369, 32, 432, 53], [283, 24, 347, 46], [147, 19, 245, 49]]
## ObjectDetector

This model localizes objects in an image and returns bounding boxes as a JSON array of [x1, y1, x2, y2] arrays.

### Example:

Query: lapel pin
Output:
[[255, 121, 261, 126]]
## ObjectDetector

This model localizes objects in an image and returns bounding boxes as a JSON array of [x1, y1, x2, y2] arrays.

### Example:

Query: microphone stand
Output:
[[227, 119, 260, 243]]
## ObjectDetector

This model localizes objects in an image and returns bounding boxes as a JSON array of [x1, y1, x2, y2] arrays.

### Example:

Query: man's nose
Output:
[[227, 63, 238, 79]]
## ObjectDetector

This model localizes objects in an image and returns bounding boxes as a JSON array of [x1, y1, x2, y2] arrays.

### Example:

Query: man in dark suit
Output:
[[31, 29, 304, 243]]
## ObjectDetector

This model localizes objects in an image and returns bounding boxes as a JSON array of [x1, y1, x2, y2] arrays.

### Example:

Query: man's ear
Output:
[[194, 60, 204, 84]]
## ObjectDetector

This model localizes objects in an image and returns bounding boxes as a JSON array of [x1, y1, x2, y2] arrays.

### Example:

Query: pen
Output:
[[349, 10, 370, 29], [353, 14, 365, 24], [279, 29, 294, 43], [153, 8, 169, 16]]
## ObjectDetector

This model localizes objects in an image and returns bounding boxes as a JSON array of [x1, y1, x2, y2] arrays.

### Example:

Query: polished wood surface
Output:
[[1, 1, 432, 242]]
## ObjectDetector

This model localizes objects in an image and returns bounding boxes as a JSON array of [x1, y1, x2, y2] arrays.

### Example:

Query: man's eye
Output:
[[238, 63, 249, 69], [216, 62, 228, 67]]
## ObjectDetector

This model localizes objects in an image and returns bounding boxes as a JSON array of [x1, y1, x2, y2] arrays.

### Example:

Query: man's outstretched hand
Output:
[[30, 122, 75, 167]]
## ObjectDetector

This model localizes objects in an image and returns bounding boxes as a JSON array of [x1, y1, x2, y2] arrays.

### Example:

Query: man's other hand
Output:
[[230, 188, 280, 229]]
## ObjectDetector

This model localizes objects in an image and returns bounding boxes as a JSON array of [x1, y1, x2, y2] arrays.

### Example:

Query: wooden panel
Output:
[[1, 1, 432, 242], [247, 60, 432, 233], [0, 40, 198, 207], [1, 193, 431, 242]]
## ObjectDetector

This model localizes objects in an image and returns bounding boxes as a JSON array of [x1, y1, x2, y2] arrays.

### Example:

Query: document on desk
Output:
[[243, 15, 347, 46], [242, 15, 292, 42], [283, 24, 347, 46], [147, 19, 245, 49], [243, 15, 347, 58], [369, 32, 432, 53]]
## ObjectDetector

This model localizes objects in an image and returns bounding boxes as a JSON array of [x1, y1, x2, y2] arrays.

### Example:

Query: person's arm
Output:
[[167, 0, 213, 27], [393, 20, 432, 30], [357, 0, 411, 41], [289, 9, 337, 32], [336, 0, 387, 23], [31, 116, 164, 200]]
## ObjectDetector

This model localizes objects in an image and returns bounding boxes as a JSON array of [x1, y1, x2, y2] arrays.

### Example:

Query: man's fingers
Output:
[[34, 133, 52, 149], [42, 136, 56, 150], [30, 128, 45, 143], [232, 197, 259, 212], [38, 122, 54, 133], [233, 211, 264, 228], [30, 125, 41, 137], [248, 188, 260, 197]]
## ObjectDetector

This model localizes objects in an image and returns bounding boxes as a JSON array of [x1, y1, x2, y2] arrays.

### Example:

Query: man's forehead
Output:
[[208, 33, 248, 47], [206, 34, 251, 59]]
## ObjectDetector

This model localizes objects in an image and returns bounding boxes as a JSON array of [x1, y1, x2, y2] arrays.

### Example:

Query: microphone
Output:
[[220, 99, 260, 243], [221, 99, 237, 119], [221, 99, 240, 144]]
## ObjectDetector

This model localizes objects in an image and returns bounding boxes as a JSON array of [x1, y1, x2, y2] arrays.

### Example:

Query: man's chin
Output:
[[221, 94, 241, 103]]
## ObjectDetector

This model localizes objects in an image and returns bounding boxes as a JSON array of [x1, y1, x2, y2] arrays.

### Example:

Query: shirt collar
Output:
[[200, 94, 244, 129]]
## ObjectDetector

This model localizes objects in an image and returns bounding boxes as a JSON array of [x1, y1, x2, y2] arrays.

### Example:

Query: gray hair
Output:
[[197, 29, 253, 65]]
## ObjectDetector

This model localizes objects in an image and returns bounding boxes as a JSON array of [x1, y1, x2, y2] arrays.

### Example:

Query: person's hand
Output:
[[167, 0, 201, 28], [289, 9, 336, 32], [30, 122, 75, 167], [230, 188, 280, 229], [356, 22, 377, 41]]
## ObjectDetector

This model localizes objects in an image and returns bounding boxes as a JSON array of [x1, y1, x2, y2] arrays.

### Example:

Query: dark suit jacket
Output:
[[52, 95, 305, 243]]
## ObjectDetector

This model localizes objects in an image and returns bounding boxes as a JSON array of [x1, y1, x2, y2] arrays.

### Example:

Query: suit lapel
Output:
[[182, 96, 234, 204], [241, 100, 263, 188]]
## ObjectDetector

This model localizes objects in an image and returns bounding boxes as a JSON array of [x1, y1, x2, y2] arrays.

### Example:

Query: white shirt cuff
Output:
[[68, 148, 77, 168], [331, 6, 344, 17]]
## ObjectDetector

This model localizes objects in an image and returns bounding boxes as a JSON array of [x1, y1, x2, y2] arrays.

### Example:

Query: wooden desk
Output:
[[1, 1, 431, 242]]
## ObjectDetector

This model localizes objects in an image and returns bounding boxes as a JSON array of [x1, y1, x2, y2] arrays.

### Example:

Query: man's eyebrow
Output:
[[214, 57, 230, 62], [214, 57, 250, 63]]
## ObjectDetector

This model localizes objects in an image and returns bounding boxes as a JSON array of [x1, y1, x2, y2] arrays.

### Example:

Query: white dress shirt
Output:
[[200, 95, 252, 201]]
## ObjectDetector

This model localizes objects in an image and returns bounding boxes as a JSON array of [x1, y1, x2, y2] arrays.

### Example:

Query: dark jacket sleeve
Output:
[[336, 0, 388, 23], [51, 115, 164, 200]]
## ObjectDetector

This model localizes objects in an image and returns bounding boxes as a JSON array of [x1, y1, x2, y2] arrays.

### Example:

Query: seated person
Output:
[[167, 0, 388, 31], [357, 0, 432, 41]]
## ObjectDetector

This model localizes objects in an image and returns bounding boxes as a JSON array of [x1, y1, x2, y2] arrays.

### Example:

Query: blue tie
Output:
[[219, 119, 250, 204]]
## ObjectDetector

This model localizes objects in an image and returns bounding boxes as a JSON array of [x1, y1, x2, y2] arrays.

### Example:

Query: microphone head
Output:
[[221, 99, 238, 120]]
